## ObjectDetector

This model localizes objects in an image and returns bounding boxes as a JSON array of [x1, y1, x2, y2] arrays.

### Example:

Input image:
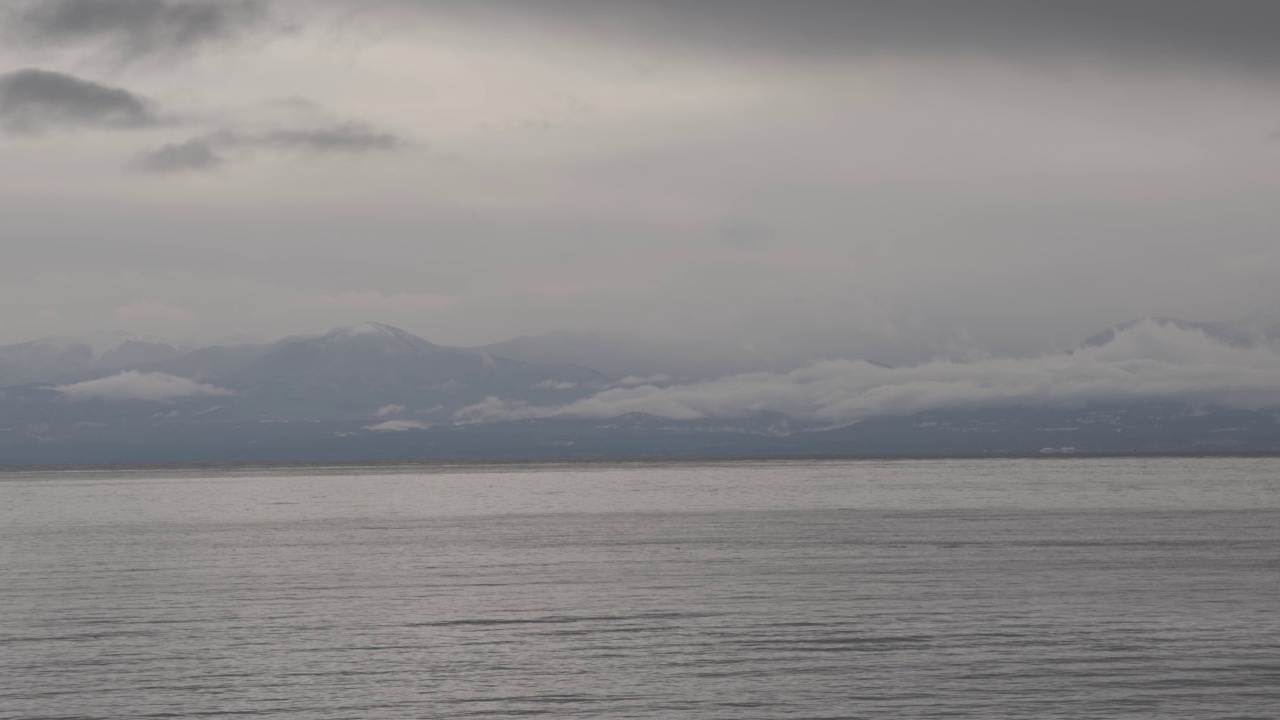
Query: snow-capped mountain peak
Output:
[[320, 322, 432, 347]]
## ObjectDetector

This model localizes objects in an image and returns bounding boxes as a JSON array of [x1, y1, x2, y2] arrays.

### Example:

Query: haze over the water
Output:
[[5, 0, 1280, 362]]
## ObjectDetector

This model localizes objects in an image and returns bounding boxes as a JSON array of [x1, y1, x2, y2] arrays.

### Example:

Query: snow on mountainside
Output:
[[320, 321, 426, 344]]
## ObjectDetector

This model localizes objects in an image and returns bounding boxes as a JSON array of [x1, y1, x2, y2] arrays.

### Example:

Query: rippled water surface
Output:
[[2, 458, 1278, 719]]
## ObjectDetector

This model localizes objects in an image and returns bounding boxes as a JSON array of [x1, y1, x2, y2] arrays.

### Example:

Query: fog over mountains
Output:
[[13, 321, 607, 417], [3, 309, 1279, 463]]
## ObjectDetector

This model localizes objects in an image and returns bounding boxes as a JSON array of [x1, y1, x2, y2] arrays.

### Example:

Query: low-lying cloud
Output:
[[456, 320, 1280, 425], [363, 419, 429, 432], [56, 371, 236, 402], [0, 68, 157, 134]]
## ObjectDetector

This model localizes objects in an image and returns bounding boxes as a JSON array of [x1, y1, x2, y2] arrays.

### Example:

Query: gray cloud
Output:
[[420, 0, 1280, 75], [0, 68, 157, 134], [250, 124, 406, 153], [132, 123, 408, 172], [22, 0, 1272, 74], [8, 0, 271, 60], [4, 0, 1280, 354], [130, 136, 221, 172], [456, 321, 1280, 424]]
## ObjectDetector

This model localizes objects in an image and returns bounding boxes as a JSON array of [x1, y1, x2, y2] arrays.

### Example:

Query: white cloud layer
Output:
[[363, 419, 429, 432], [456, 321, 1280, 424], [55, 371, 235, 401]]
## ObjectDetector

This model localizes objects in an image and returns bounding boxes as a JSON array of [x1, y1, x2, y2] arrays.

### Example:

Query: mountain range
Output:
[[2, 312, 1279, 464], [2, 322, 606, 421], [0, 333, 185, 386]]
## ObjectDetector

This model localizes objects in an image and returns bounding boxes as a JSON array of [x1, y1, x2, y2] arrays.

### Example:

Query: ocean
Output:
[[2, 458, 1277, 718]]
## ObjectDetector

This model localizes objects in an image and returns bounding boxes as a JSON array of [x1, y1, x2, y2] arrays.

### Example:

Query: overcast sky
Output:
[[4, 0, 1280, 359]]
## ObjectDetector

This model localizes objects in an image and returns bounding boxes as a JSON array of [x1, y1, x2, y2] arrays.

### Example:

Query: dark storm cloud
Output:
[[0, 68, 157, 134], [8, 0, 270, 59], [419, 0, 1280, 74], [132, 123, 408, 173]]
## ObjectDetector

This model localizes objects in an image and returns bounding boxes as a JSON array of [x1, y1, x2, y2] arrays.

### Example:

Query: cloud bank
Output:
[[417, 0, 1280, 77], [0, 68, 157, 134], [456, 321, 1280, 425], [55, 371, 235, 401], [8, 0, 271, 60]]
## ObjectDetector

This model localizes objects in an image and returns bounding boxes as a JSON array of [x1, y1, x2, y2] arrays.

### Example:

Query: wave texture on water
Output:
[[2, 458, 1278, 718]]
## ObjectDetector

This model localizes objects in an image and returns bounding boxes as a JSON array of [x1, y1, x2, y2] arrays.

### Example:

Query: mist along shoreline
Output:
[[3, 451, 1279, 475]]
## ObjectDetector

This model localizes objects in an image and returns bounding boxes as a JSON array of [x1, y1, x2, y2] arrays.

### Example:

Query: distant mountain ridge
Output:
[[6, 322, 610, 423], [8, 306, 1280, 390], [201, 322, 608, 419], [474, 330, 900, 381], [0, 334, 185, 386], [2, 311, 1279, 464]]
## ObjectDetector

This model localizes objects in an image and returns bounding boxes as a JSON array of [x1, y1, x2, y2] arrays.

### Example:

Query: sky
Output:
[[5, 0, 1280, 362]]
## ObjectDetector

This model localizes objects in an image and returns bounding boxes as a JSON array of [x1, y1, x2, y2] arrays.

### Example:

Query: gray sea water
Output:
[[2, 457, 1278, 719]]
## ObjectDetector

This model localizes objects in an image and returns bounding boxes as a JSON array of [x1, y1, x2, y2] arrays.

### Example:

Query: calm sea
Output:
[[2, 458, 1278, 719]]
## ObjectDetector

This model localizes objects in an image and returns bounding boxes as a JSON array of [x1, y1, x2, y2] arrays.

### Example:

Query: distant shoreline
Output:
[[4, 451, 1280, 474]]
